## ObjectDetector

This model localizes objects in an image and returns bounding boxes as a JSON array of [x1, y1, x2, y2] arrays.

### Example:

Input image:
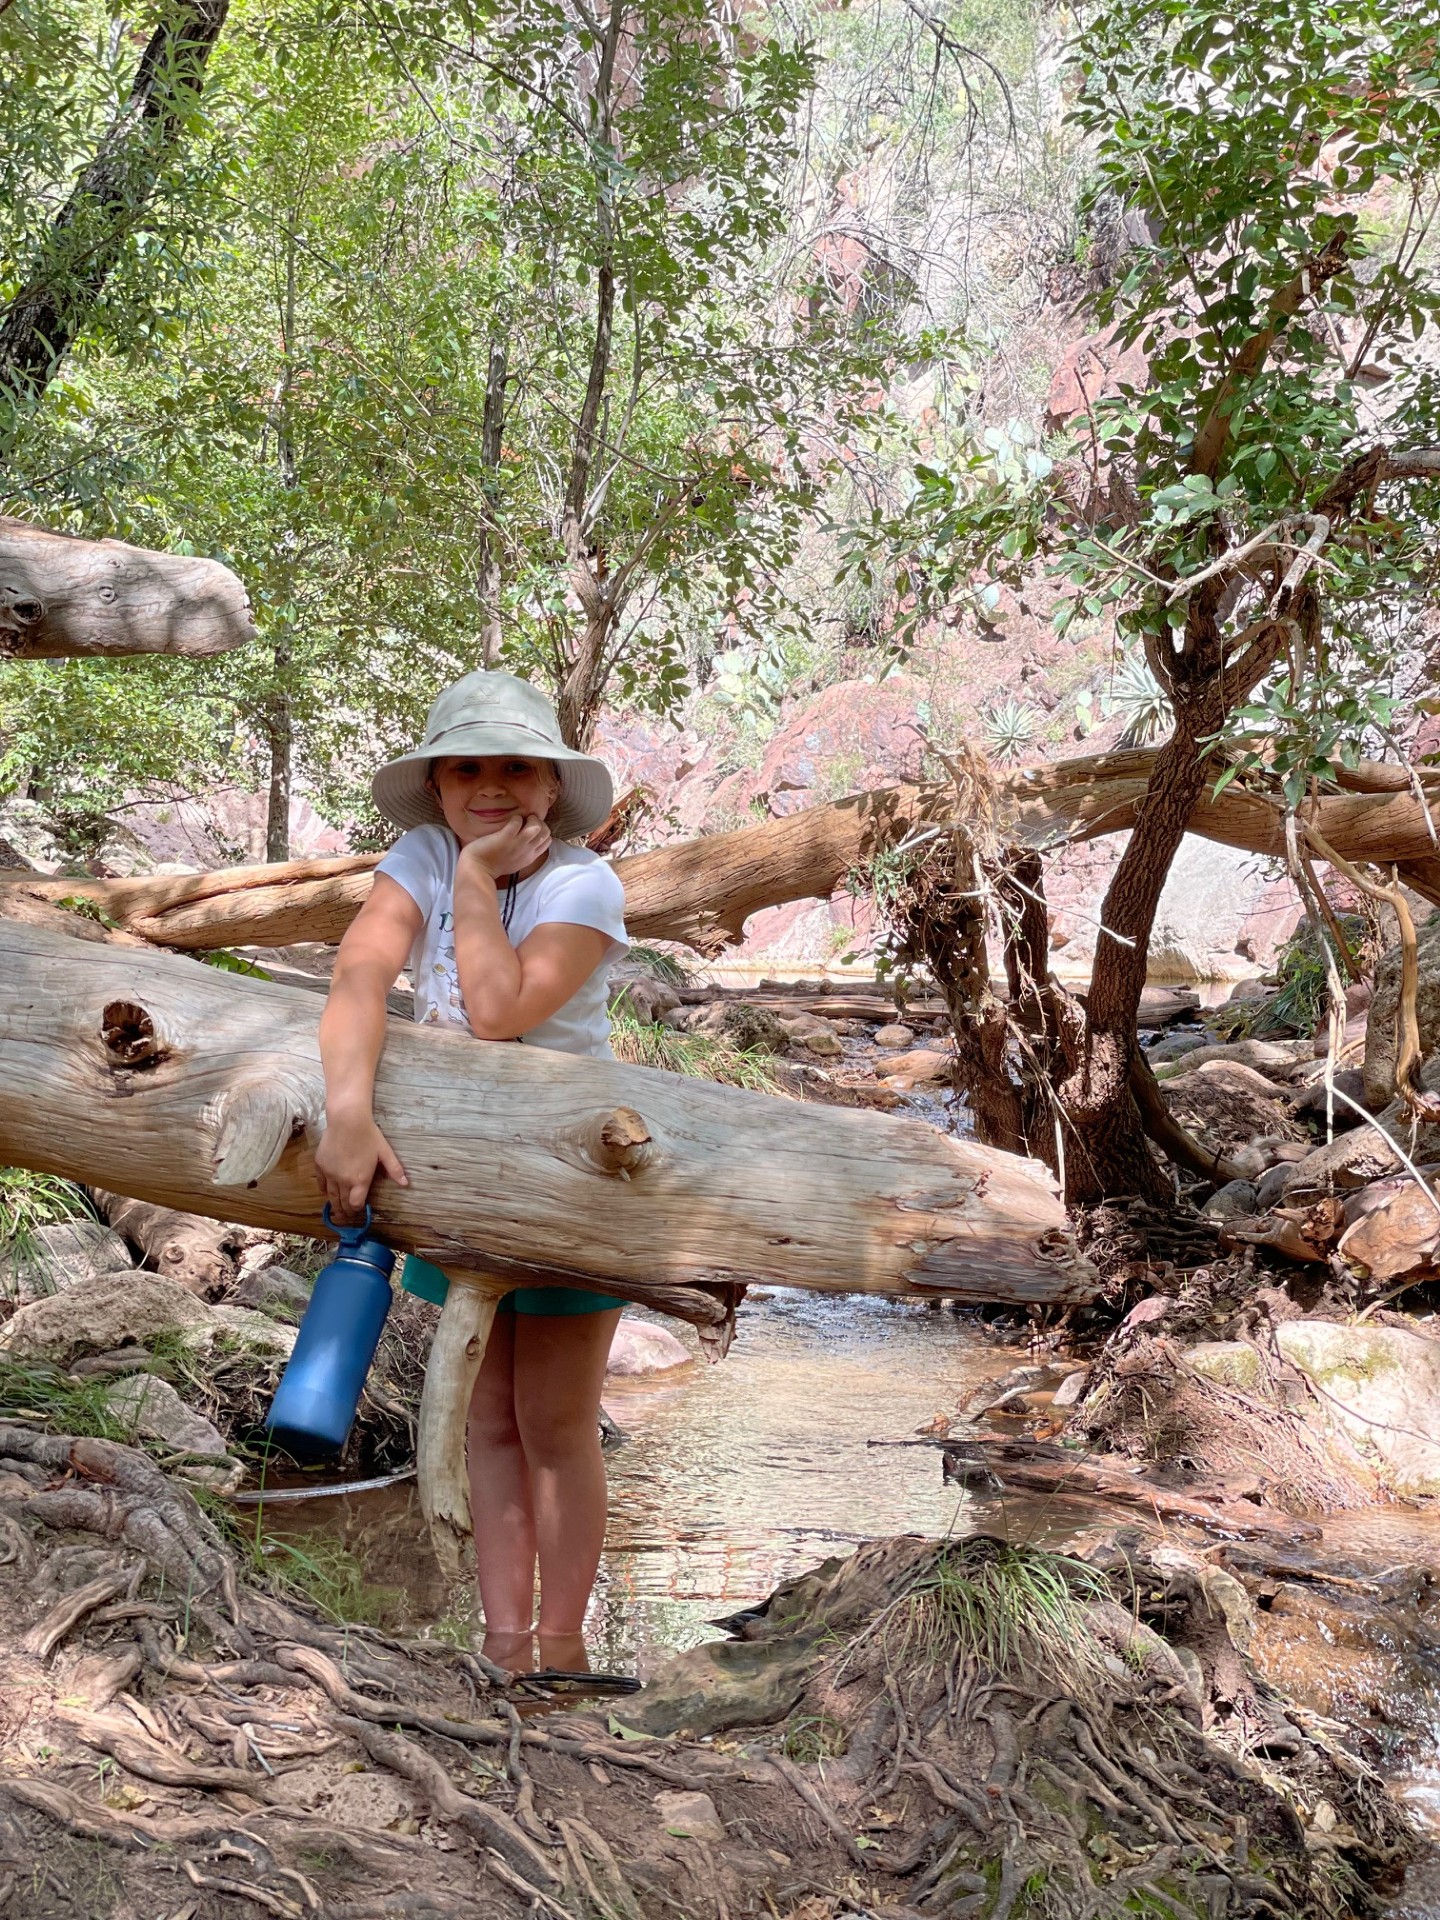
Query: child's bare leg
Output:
[[513, 1307, 622, 1638], [467, 1310, 538, 1643]]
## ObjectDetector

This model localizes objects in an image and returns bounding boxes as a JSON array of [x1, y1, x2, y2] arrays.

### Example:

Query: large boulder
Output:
[[0, 1219, 132, 1303], [606, 1317, 693, 1378], [1160, 1059, 1306, 1153], [1274, 1320, 1440, 1497], [1365, 913, 1440, 1107], [0, 1271, 211, 1365]]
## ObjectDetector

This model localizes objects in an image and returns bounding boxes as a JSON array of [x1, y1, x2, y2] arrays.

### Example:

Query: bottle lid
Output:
[[322, 1204, 396, 1280]]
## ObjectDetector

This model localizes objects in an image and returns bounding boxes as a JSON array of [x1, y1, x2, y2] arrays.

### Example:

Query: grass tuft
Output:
[[610, 1009, 787, 1094], [0, 1168, 94, 1290], [884, 1538, 1111, 1697]]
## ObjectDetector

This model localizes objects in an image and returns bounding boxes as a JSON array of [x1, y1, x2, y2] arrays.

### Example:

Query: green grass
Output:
[[0, 1354, 139, 1442], [253, 1529, 403, 1627], [885, 1539, 1111, 1695], [0, 1167, 94, 1290], [610, 1009, 787, 1094], [1251, 915, 1368, 1038], [626, 944, 691, 985]]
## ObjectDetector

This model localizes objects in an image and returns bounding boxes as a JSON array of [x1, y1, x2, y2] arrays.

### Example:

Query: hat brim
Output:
[[372, 722, 614, 841]]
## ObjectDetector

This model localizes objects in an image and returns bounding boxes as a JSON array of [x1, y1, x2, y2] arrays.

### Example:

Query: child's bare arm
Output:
[[452, 820, 611, 1038], [315, 876, 422, 1217]]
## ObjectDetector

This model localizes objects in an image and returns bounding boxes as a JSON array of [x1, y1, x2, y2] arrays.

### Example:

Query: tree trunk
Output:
[[1058, 603, 1229, 1204], [0, 918, 1093, 1309], [0, 0, 231, 418], [0, 517, 253, 659], [477, 340, 508, 667], [263, 643, 292, 864], [8, 753, 1440, 956]]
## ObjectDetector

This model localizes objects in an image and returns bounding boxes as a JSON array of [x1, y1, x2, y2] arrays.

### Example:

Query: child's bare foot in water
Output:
[[537, 1629, 589, 1674], [481, 1627, 535, 1671]]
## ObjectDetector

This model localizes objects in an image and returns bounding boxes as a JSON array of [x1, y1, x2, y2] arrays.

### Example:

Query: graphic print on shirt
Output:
[[425, 909, 467, 1025]]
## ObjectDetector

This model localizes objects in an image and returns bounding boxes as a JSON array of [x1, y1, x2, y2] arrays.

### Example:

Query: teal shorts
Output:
[[402, 1253, 620, 1317]]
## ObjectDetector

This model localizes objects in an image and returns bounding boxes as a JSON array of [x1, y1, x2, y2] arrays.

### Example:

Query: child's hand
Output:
[[315, 1113, 408, 1220], [457, 812, 551, 883]]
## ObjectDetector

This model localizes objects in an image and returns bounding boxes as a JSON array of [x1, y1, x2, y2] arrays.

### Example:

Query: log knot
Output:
[[100, 1000, 165, 1069], [555, 1105, 656, 1179]]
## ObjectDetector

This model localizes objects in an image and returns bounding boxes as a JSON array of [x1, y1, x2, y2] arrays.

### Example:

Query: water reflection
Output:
[[261, 1292, 1020, 1669]]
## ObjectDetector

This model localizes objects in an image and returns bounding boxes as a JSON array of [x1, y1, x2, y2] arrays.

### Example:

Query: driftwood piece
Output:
[[92, 1190, 238, 1296], [0, 517, 254, 659], [12, 747, 1440, 957], [939, 1436, 1321, 1542], [417, 1281, 506, 1574]]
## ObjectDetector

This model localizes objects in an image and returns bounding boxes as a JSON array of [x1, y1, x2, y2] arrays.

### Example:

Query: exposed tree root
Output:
[[0, 1432, 1415, 1919]]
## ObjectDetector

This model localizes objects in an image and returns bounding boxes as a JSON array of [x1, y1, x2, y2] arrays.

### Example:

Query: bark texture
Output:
[[0, 517, 254, 660]]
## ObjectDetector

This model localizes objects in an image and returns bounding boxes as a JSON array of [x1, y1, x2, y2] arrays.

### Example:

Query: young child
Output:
[[313, 669, 628, 1672]]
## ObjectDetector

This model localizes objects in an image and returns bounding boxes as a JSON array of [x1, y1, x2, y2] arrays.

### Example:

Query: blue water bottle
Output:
[[266, 1207, 396, 1461]]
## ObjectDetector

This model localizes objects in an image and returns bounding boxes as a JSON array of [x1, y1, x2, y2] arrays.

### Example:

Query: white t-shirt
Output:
[[376, 825, 628, 1058]]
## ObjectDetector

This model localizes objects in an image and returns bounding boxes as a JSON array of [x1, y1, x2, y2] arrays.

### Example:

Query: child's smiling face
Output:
[[428, 754, 561, 844]]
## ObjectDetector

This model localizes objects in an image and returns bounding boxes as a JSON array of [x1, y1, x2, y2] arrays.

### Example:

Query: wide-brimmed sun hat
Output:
[[372, 670, 614, 840]]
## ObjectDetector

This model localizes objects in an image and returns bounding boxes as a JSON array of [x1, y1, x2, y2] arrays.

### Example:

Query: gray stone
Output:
[[0, 1271, 212, 1365], [102, 1373, 228, 1457], [1255, 1161, 1299, 1210], [1147, 1031, 1208, 1064], [230, 1265, 312, 1320], [1202, 1180, 1259, 1221], [1051, 1368, 1090, 1408], [874, 1023, 914, 1050], [796, 1028, 843, 1058], [1289, 1069, 1368, 1128], [1, 1220, 133, 1303], [1274, 1319, 1440, 1497], [1183, 1341, 1266, 1392]]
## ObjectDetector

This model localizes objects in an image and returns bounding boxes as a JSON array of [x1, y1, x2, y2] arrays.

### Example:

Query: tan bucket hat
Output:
[[372, 670, 614, 840]]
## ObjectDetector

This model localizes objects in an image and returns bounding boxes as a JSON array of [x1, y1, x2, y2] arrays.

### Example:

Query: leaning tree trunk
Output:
[[0, 0, 231, 421], [0, 919, 1095, 1555], [1058, 600, 1230, 1204]]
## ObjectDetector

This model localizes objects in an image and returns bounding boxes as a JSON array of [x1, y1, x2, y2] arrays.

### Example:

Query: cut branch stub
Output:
[[208, 1071, 323, 1188], [554, 1105, 656, 1179]]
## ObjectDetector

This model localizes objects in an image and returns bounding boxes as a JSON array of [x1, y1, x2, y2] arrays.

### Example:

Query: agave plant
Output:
[[1103, 652, 1172, 746], [982, 696, 1040, 764]]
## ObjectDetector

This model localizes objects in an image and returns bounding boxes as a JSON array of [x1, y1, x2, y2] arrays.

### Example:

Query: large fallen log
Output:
[[10, 747, 1440, 956], [0, 516, 254, 659], [0, 919, 1094, 1560]]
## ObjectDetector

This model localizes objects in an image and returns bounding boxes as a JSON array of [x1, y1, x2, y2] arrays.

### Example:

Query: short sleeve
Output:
[[376, 825, 449, 921], [532, 855, 628, 959]]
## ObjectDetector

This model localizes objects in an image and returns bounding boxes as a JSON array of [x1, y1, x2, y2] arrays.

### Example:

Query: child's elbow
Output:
[[468, 1017, 526, 1042]]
